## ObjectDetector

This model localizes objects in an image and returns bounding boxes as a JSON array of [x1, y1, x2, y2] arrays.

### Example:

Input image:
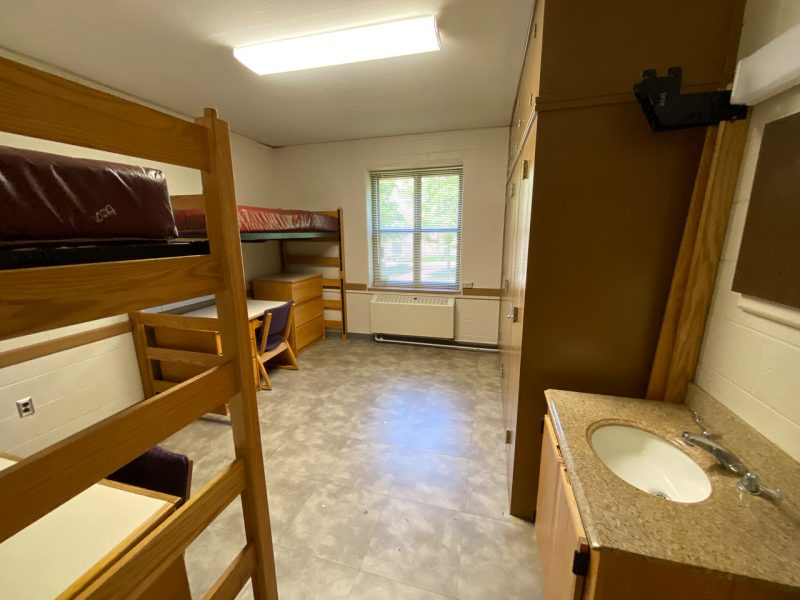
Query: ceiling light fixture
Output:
[[233, 15, 440, 75]]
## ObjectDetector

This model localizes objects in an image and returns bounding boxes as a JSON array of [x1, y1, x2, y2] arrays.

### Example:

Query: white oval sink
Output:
[[591, 425, 711, 503]]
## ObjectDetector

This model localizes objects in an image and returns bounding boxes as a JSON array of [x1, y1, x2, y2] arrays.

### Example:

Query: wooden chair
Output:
[[255, 302, 298, 390]]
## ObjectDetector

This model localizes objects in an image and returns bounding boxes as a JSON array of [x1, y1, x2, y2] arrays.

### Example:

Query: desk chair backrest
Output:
[[108, 446, 193, 505], [258, 302, 293, 353]]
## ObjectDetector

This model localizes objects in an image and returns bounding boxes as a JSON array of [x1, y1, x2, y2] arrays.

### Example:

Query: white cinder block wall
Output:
[[272, 128, 509, 345], [695, 0, 800, 460], [0, 53, 282, 455]]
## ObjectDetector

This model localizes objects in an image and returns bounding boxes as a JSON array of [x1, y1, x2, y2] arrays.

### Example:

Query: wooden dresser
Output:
[[253, 273, 325, 353]]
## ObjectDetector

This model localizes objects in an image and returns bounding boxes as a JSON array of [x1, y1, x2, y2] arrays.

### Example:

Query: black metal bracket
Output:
[[633, 67, 747, 132], [572, 550, 590, 576]]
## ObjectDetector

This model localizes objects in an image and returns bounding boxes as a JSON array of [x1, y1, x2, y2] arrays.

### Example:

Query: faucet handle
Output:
[[737, 472, 782, 502], [692, 410, 714, 439]]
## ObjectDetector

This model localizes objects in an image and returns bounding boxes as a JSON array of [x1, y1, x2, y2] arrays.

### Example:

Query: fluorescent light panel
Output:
[[234, 16, 440, 75]]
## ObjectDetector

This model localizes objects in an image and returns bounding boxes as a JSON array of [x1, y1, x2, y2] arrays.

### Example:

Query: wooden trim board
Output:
[[662, 119, 749, 403], [646, 127, 718, 400]]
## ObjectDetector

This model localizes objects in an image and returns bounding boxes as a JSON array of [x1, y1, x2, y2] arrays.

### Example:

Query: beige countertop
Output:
[[545, 385, 800, 594]]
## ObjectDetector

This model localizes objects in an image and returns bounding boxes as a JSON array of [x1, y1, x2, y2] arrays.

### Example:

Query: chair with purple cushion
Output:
[[254, 301, 298, 390], [107, 445, 193, 506]]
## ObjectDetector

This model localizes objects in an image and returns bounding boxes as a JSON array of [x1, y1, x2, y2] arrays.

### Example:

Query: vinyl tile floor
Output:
[[164, 335, 544, 599]]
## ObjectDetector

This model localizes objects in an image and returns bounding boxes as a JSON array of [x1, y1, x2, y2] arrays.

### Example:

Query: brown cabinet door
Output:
[[502, 129, 537, 512], [536, 415, 588, 600]]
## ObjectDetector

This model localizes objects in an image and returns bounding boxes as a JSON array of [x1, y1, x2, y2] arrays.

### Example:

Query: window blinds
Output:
[[370, 166, 463, 290]]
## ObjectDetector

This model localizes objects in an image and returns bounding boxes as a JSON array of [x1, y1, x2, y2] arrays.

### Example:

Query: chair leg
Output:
[[257, 361, 272, 391], [284, 345, 299, 370]]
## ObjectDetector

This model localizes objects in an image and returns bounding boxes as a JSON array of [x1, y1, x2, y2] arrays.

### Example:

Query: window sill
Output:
[[367, 286, 460, 295]]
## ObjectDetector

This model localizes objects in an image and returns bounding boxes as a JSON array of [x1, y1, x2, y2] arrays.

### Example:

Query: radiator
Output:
[[370, 294, 455, 339]]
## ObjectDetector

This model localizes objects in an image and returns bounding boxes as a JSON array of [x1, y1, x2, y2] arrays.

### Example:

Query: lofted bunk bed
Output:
[[169, 194, 349, 340], [0, 56, 279, 599]]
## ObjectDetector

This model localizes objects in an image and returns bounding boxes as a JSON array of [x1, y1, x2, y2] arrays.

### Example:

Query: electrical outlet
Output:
[[463, 282, 474, 289], [16, 397, 35, 418]]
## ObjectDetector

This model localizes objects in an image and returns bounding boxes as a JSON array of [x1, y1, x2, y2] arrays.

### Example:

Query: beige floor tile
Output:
[[356, 410, 473, 458], [264, 473, 319, 540], [264, 432, 348, 481], [327, 439, 399, 493], [349, 571, 453, 599], [457, 513, 543, 600], [469, 419, 506, 466], [274, 546, 358, 600], [463, 459, 511, 520], [362, 498, 463, 597], [278, 482, 387, 567], [390, 449, 469, 511], [184, 499, 247, 597]]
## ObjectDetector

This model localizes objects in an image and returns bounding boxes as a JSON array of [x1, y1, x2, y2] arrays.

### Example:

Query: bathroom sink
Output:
[[591, 425, 711, 503]]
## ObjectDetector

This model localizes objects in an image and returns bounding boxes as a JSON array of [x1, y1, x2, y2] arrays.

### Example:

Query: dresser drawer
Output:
[[296, 315, 324, 350], [253, 275, 322, 304], [290, 276, 323, 303], [295, 296, 324, 326]]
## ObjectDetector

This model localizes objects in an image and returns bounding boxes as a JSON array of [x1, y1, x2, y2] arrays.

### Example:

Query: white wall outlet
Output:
[[463, 282, 474, 289], [16, 397, 35, 418]]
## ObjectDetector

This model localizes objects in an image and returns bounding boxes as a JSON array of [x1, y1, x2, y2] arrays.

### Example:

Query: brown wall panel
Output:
[[509, 103, 705, 517]]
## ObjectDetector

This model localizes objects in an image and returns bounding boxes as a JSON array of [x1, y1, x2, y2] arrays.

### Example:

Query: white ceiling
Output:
[[0, 0, 533, 146]]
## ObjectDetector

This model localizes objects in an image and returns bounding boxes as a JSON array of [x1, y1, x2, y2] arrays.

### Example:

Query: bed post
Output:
[[337, 207, 349, 340], [196, 108, 279, 600]]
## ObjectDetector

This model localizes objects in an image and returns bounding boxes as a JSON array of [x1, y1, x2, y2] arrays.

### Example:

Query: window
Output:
[[370, 166, 463, 290]]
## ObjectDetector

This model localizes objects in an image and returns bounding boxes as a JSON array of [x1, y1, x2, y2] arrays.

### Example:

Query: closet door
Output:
[[500, 126, 537, 501], [500, 160, 522, 471]]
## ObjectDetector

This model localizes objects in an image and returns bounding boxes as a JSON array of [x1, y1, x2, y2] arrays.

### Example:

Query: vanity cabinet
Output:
[[536, 415, 588, 600], [538, 397, 799, 600]]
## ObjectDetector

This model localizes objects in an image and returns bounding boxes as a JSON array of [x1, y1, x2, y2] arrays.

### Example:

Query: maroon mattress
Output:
[[174, 206, 339, 236], [0, 145, 177, 244]]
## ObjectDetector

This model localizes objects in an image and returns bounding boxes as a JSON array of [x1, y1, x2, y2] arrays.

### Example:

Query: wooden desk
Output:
[[0, 457, 189, 599], [179, 299, 287, 321]]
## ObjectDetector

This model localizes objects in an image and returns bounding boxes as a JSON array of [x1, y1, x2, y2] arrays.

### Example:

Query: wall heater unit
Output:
[[370, 294, 455, 339]]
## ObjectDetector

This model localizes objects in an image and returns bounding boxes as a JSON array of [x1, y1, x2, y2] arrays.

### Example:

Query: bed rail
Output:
[[0, 364, 237, 543], [0, 254, 223, 339], [0, 56, 210, 170]]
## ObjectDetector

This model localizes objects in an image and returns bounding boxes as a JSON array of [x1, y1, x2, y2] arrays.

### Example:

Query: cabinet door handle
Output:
[[506, 305, 519, 322]]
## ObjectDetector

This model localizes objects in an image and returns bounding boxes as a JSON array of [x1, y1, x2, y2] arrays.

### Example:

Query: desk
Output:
[[180, 299, 287, 321], [0, 457, 189, 599]]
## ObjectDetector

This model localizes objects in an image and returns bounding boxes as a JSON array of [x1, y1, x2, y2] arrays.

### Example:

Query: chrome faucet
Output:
[[681, 432, 748, 475], [737, 472, 782, 502], [691, 410, 714, 439]]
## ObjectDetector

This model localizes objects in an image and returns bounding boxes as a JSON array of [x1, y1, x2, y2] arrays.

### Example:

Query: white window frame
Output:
[[369, 165, 463, 291]]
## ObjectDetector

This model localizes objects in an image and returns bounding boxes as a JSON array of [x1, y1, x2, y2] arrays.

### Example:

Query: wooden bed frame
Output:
[[171, 194, 349, 339], [0, 56, 279, 599]]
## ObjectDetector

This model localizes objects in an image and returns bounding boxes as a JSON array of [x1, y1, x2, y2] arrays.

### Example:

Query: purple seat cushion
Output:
[[265, 333, 284, 351], [256, 302, 292, 351], [107, 446, 191, 504]]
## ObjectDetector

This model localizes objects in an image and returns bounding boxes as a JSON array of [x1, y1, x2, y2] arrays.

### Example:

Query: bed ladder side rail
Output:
[[197, 107, 279, 600], [337, 207, 349, 339], [202, 544, 257, 600], [0, 363, 238, 544], [74, 460, 248, 600], [0, 254, 223, 340]]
